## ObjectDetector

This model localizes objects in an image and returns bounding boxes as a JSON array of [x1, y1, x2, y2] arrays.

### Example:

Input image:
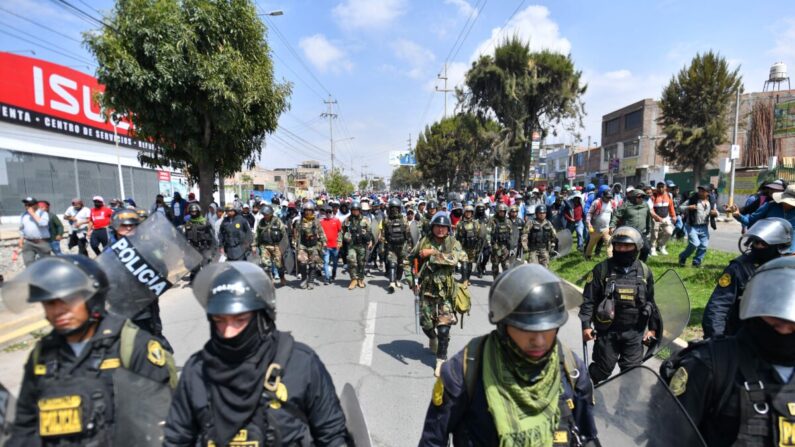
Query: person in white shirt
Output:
[[63, 199, 91, 256], [585, 190, 617, 259]]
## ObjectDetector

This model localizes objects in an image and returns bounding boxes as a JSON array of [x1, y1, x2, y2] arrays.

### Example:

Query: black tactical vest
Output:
[[459, 220, 480, 249], [348, 218, 369, 245], [602, 261, 649, 327], [493, 218, 512, 245], [185, 221, 214, 250], [528, 221, 554, 250], [258, 220, 283, 245], [385, 218, 406, 246]]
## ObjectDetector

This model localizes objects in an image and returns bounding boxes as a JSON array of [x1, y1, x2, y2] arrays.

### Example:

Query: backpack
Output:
[[454, 283, 472, 319]]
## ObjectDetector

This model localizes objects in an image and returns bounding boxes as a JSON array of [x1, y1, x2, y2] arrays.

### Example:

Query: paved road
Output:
[[0, 268, 660, 446]]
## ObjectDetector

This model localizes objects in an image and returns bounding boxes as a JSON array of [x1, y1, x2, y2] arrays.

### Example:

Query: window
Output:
[[625, 110, 642, 130], [603, 145, 618, 162], [623, 140, 640, 157], [274, 175, 282, 182], [604, 118, 620, 136]]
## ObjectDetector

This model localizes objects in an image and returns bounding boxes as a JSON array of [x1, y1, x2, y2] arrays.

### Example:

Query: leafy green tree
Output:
[[324, 170, 354, 197], [358, 179, 369, 192], [371, 178, 386, 191], [414, 113, 500, 189], [462, 37, 586, 187], [657, 51, 742, 186], [390, 165, 422, 190], [85, 0, 291, 209]]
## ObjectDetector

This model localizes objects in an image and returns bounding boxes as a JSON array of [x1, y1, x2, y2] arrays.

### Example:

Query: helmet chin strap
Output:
[[56, 297, 104, 339]]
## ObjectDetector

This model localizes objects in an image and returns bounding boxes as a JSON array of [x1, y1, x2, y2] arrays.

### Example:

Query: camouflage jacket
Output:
[[343, 215, 372, 246], [294, 217, 326, 249]]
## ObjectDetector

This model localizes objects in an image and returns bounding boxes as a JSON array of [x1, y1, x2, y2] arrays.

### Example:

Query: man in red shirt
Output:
[[320, 205, 342, 284], [88, 195, 113, 255]]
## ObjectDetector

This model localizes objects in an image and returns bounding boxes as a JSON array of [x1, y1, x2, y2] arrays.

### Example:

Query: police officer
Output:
[[421, 201, 439, 238], [702, 217, 792, 338], [218, 203, 253, 261], [164, 262, 349, 446], [256, 204, 288, 287], [419, 264, 598, 446], [662, 256, 795, 447], [455, 204, 483, 286], [343, 201, 372, 290], [110, 207, 141, 243], [6, 256, 177, 447], [579, 226, 658, 384], [522, 205, 557, 268], [180, 203, 216, 279], [294, 202, 326, 290], [382, 198, 412, 293], [410, 214, 466, 377], [487, 203, 513, 277]]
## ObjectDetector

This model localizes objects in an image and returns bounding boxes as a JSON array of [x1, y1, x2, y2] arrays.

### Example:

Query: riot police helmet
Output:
[[111, 208, 141, 230], [350, 201, 362, 211], [611, 226, 644, 251], [535, 205, 547, 214], [193, 262, 276, 322], [488, 264, 571, 331], [261, 205, 274, 216], [739, 217, 793, 254], [388, 198, 402, 209], [135, 207, 150, 219], [740, 256, 795, 323], [464, 204, 475, 213], [427, 200, 438, 211], [303, 202, 316, 212], [496, 203, 509, 214], [187, 202, 202, 216], [430, 213, 452, 229]]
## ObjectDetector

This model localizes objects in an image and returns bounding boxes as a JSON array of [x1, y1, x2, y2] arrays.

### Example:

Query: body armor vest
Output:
[[493, 219, 512, 245], [459, 220, 480, 249], [299, 220, 319, 247], [185, 221, 214, 250], [385, 218, 406, 246], [603, 261, 648, 327], [348, 218, 369, 245], [258, 220, 283, 245], [528, 221, 554, 250]]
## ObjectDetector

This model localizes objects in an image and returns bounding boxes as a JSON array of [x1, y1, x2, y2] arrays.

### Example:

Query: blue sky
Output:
[[2, 0, 794, 180]]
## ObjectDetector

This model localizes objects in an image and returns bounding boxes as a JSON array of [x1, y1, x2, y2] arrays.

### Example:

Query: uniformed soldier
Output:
[[474, 200, 491, 278], [507, 205, 524, 260], [256, 205, 289, 287], [164, 262, 349, 447], [410, 214, 467, 377], [487, 203, 513, 277], [455, 204, 482, 286], [522, 205, 558, 268], [419, 264, 598, 446], [343, 201, 372, 290], [5, 256, 177, 447], [702, 217, 792, 338], [382, 198, 412, 293], [579, 226, 659, 384], [218, 203, 253, 261], [661, 255, 795, 447], [180, 203, 216, 280], [421, 201, 439, 238], [294, 202, 326, 290]]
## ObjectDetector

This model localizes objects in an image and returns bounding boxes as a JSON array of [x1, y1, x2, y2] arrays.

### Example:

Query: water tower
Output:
[[763, 62, 791, 91]]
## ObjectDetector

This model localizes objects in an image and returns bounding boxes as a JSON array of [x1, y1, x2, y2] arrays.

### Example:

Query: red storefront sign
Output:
[[0, 52, 153, 150], [157, 170, 171, 182]]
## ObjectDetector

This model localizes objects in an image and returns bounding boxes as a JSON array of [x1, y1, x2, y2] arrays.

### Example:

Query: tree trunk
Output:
[[197, 160, 215, 211], [218, 174, 226, 206], [693, 164, 703, 189]]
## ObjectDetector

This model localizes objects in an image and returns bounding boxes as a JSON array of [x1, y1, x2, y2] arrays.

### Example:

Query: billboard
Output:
[[388, 151, 417, 166], [774, 99, 795, 139], [0, 52, 153, 150]]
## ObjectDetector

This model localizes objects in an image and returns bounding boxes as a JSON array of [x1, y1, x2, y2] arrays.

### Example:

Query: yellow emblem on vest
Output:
[[553, 430, 569, 443], [585, 272, 593, 283], [38, 395, 82, 436], [235, 223, 241, 229], [207, 429, 254, 447], [147, 340, 166, 367], [275, 382, 288, 402], [779, 416, 795, 446], [669, 367, 688, 397], [99, 358, 121, 370], [718, 273, 732, 288], [789, 403, 795, 416], [432, 377, 444, 407], [567, 398, 574, 410], [34, 364, 47, 376]]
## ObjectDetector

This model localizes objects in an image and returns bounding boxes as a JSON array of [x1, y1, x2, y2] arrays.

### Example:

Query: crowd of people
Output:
[[4, 175, 795, 446]]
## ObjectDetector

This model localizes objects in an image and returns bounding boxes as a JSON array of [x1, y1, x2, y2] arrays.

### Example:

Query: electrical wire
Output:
[[0, 30, 95, 66], [0, 7, 82, 43]]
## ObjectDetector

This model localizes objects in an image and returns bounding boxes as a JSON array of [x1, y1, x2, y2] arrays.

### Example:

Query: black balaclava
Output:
[[612, 249, 637, 268], [750, 245, 781, 265], [745, 317, 795, 366], [202, 312, 277, 446]]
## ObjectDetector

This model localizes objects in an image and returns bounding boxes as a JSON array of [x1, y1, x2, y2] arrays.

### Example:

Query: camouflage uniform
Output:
[[343, 214, 372, 286], [381, 213, 412, 290], [455, 214, 482, 284], [256, 216, 286, 273], [295, 216, 326, 288], [487, 211, 513, 276], [522, 218, 557, 268]]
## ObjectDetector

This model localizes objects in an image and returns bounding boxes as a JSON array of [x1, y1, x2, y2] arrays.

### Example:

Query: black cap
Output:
[[22, 196, 37, 204]]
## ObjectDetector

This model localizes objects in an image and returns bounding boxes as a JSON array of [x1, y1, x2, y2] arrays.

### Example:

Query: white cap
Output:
[[93, 195, 104, 202]]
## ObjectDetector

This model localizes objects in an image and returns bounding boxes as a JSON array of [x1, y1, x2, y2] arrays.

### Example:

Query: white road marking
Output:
[[359, 302, 378, 366]]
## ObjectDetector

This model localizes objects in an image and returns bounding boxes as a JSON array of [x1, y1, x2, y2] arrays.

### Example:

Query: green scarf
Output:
[[482, 331, 561, 447], [190, 216, 207, 225]]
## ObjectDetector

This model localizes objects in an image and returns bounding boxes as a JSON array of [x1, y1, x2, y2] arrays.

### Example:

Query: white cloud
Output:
[[392, 39, 436, 79], [298, 34, 353, 74], [770, 18, 795, 61], [470, 5, 571, 60], [445, 0, 475, 17], [333, 0, 406, 30]]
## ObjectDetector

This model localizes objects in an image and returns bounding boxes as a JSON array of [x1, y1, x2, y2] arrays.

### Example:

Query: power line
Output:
[[443, 0, 484, 65], [0, 7, 82, 43], [0, 30, 95, 66], [448, 0, 488, 63], [261, 14, 331, 97], [271, 51, 326, 101], [0, 21, 94, 65]]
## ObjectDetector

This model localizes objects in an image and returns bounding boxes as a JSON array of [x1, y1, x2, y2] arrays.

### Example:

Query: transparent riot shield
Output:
[[409, 220, 420, 246], [100, 212, 203, 318], [555, 229, 573, 258], [111, 368, 172, 447], [643, 269, 690, 361], [340, 383, 372, 447], [0, 381, 16, 446], [593, 366, 706, 447]]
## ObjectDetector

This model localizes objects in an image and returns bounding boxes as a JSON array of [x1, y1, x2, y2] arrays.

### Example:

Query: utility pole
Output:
[[729, 88, 741, 208], [436, 63, 454, 118], [321, 96, 338, 172]]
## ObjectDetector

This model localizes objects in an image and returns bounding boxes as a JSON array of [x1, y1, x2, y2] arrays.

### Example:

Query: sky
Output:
[[2, 0, 794, 181]]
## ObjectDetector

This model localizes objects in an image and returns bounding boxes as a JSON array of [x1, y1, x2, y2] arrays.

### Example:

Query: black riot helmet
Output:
[[388, 198, 402, 217], [489, 264, 574, 331], [3, 255, 109, 320], [261, 205, 274, 217], [111, 208, 141, 230], [350, 201, 362, 212], [430, 213, 452, 230], [427, 201, 438, 212], [535, 205, 547, 215], [739, 217, 793, 256], [188, 202, 202, 217], [192, 262, 277, 322]]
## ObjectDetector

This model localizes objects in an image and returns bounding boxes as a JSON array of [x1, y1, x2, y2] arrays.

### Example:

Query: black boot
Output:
[[306, 265, 315, 290], [300, 264, 309, 289], [388, 263, 396, 293], [278, 268, 287, 287], [435, 325, 451, 377]]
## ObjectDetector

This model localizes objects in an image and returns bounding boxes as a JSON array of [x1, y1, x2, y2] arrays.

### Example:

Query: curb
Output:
[[0, 319, 50, 346]]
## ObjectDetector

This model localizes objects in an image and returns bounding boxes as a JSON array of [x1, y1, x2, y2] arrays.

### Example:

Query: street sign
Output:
[[730, 144, 740, 160], [567, 166, 576, 179], [531, 141, 541, 150]]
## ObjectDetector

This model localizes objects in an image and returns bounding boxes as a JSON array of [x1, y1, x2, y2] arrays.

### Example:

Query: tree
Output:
[[462, 37, 586, 187], [390, 165, 422, 190], [358, 179, 369, 192], [324, 170, 354, 197], [371, 178, 386, 191], [414, 113, 500, 189], [657, 51, 742, 186], [85, 0, 291, 209]]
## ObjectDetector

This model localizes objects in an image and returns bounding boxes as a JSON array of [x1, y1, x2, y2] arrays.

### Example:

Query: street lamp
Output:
[[111, 113, 126, 200], [260, 10, 284, 16]]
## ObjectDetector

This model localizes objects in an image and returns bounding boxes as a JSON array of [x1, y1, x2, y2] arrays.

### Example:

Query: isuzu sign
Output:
[[0, 52, 154, 150]]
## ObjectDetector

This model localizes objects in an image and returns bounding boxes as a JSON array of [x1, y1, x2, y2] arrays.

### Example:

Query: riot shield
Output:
[[0, 381, 16, 446], [555, 229, 573, 258], [409, 220, 420, 246], [643, 269, 690, 361], [100, 212, 203, 318], [340, 383, 372, 447], [593, 365, 706, 447], [111, 367, 172, 447]]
